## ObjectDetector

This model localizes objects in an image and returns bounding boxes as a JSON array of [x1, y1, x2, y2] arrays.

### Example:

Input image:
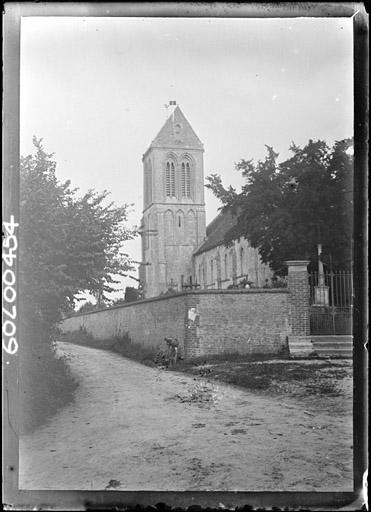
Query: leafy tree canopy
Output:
[[20, 138, 136, 330], [206, 138, 353, 274]]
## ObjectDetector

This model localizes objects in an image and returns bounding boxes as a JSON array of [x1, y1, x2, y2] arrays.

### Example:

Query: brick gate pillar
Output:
[[286, 260, 314, 357]]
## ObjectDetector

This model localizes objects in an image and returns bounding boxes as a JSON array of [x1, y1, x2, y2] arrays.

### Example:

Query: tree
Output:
[[19, 137, 135, 331], [19, 138, 136, 432], [206, 138, 353, 274]]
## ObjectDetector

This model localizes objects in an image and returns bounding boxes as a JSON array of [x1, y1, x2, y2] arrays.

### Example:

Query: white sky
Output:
[[20, 16, 353, 299]]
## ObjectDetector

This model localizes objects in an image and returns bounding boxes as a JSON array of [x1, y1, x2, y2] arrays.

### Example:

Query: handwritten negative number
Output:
[[2, 216, 19, 355]]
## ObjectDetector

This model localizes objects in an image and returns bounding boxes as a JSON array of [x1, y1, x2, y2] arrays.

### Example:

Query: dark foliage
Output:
[[206, 138, 353, 273], [124, 286, 141, 302], [20, 138, 135, 328], [19, 138, 136, 432]]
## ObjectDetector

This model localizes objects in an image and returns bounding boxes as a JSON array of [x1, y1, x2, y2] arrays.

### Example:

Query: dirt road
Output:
[[19, 342, 353, 491]]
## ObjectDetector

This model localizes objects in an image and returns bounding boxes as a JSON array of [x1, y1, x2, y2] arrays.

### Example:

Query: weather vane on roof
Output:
[[164, 100, 177, 118]]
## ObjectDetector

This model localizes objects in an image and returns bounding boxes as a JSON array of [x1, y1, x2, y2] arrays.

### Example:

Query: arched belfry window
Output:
[[166, 161, 175, 197], [181, 161, 191, 197], [186, 162, 191, 197]]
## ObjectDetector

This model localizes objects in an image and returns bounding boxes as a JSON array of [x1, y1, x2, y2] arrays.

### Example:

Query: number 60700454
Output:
[[2, 215, 19, 355]]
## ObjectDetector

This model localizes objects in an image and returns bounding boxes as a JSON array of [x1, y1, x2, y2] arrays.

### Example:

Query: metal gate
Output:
[[309, 270, 353, 335]]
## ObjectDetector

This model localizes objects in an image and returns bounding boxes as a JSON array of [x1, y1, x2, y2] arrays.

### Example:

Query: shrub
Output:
[[19, 326, 79, 434]]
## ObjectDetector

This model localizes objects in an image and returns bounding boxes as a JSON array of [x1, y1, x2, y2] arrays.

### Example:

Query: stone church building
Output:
[[139, 105, 271, 298]]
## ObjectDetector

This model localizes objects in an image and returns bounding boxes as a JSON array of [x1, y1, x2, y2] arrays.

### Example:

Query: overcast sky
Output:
[[20, 16, 353, 297]]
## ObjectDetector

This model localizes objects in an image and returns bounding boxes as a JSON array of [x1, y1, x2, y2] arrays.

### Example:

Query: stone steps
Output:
[[311, 335, 353, 358]]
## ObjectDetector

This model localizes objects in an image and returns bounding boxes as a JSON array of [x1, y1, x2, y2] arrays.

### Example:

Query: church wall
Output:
[[61, 294, 187, 356], [61, 289, 289, 360], [165, 245, 194, 288], [193, 237, 272, 289], [196, 208, 206, 247], [185, 289, 289, 358], [143, 202, 206, 295]]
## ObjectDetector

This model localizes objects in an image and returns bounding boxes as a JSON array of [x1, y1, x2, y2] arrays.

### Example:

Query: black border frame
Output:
[[3, 2, 368, 510]]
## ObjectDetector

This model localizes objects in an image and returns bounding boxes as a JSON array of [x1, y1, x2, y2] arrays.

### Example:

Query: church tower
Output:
[[139, 105, 206, 298]]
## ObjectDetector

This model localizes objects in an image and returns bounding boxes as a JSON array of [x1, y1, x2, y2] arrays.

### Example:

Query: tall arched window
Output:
[[186, 162, 191, 197], [215, 253, 221, 288], [231, 249, 237, 285], [210, 259, 214, 284], [181, 163, 185, 196], [181, 161, 191, 197], [240, 247, 244, 276], [224, 253, 228, 279], [166, 161, 175, 197]]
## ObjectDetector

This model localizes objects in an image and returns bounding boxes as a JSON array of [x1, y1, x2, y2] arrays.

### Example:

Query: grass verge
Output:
[[20, 333, 79, 435], [61, 327, 160, 367], [174, 357, 352, 399]]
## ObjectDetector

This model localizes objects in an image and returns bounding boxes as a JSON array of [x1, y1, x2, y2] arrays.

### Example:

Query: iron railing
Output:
[[309, 270, 353, 335], [309, 270, 353, 308]]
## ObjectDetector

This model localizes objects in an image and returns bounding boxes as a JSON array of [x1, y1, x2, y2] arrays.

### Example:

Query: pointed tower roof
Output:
[[144, 106, 203, 157]]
